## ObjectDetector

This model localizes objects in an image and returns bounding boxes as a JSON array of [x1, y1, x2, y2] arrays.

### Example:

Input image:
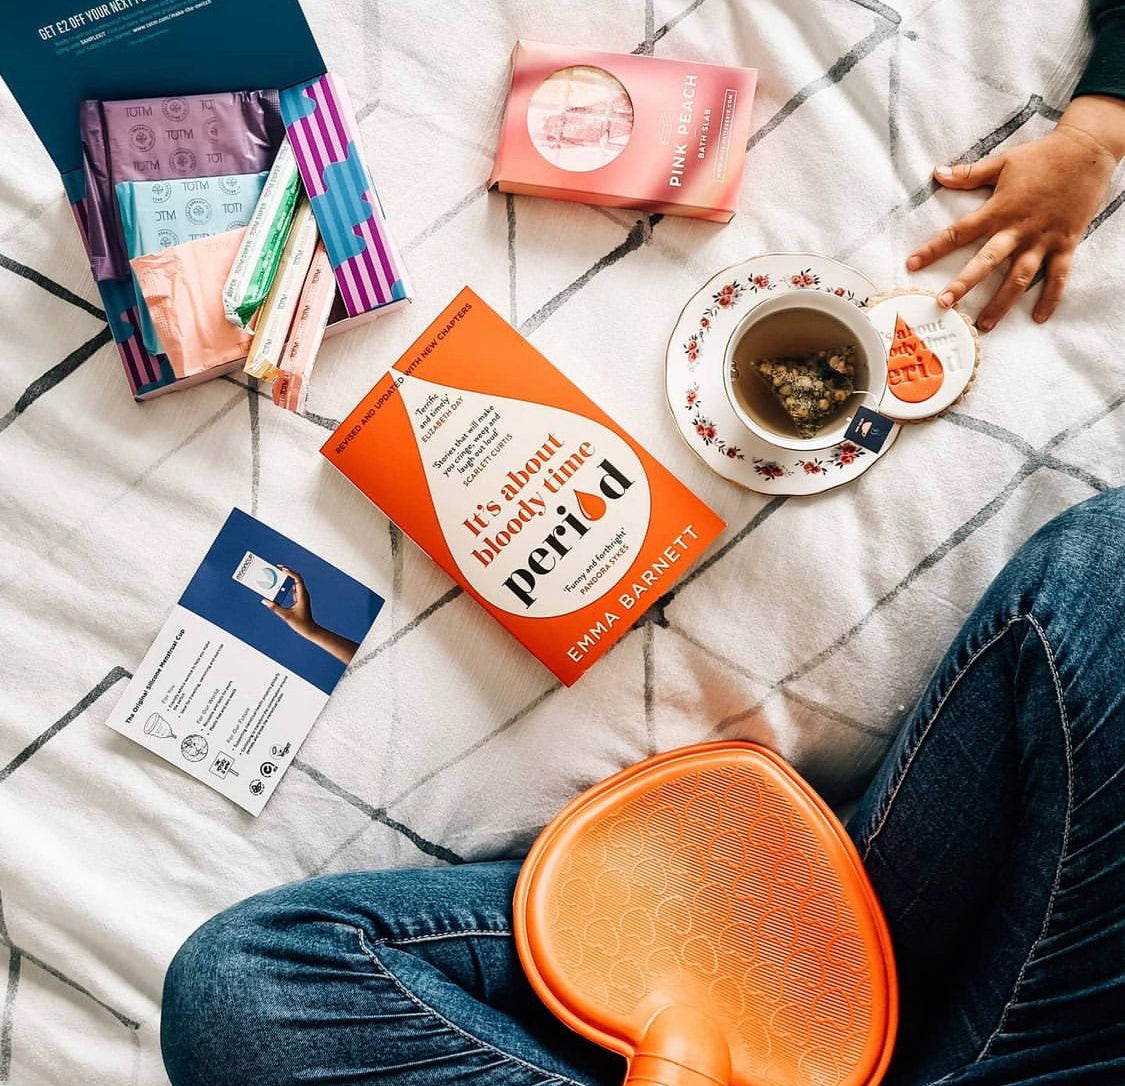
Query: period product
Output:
[[490, 41, 758, 222], [117, 173, 268, 258], [118, 172, 268, 354], [104, 509, 384, 816], [231, 550, 296, 608], [131, 229, 253, 379], [243, 199, 320, 380], [0, 0, 411, 400], [273, 243, 337, 414], [81, 90, 284, 282], [281, 72, 412, 318], [223, 142, 304, 330], [323, 287, 726, 685]]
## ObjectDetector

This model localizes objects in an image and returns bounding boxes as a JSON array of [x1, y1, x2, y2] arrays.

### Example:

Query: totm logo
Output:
[[185, 198, 212, 225], [162, 97, 189, 123], [130, 125, 156, 152]]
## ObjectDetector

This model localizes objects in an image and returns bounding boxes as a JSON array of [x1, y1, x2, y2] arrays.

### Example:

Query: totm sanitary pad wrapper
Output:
[[81, 90, 284, 281], [131, 229, 252, 378], [118, 172, 267, 353], [117, 173, 268, 255]]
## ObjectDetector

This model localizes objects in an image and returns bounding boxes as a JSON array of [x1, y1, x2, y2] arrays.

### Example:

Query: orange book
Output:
[[321, 287, 725, 685]]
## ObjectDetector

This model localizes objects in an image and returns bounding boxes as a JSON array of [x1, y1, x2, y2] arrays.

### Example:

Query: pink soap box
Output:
[[489, 41, 758, 223]]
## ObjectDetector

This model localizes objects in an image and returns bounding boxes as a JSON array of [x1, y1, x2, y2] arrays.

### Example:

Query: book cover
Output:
[[322, 287, 725, 685]]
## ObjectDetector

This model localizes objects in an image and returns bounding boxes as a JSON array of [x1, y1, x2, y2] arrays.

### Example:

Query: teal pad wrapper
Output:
[[117, 172, 267, 354]]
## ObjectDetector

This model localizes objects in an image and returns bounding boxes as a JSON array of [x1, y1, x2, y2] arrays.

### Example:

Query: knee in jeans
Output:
[[161, 904, 270, 1086], [1019, 488, 1125, 605]]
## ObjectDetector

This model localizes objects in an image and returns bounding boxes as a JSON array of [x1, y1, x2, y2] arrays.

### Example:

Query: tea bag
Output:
[[751, 345, 857, 438]]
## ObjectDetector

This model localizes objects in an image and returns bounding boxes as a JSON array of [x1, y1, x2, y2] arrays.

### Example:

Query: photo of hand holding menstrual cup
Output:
[[261, 567, 361, 665]]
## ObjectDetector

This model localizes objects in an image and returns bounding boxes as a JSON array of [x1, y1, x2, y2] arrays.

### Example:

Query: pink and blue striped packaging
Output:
[[280, 73, 412, 320]]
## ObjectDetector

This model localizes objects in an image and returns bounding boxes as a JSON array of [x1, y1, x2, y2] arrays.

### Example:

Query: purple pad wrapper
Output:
[[81, 89, 284, 281]]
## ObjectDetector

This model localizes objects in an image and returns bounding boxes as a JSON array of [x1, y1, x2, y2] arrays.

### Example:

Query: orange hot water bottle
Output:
[[515, 743, 897, 1086]]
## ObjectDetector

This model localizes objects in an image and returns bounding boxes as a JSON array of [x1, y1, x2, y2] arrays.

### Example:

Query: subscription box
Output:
[[0, 0, 410, 399]]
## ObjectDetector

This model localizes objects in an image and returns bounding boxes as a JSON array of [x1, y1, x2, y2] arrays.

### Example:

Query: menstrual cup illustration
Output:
[[144, 713, 176, 739]]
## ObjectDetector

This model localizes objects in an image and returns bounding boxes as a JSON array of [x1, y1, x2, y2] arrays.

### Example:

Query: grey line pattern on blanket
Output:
[[0, 0, 1122, 1081]]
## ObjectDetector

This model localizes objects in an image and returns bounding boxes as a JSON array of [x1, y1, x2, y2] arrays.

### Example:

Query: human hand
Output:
[[906, 96, 1125, 331], [263, 566, 315, 636], [262, 567, 361, 665]]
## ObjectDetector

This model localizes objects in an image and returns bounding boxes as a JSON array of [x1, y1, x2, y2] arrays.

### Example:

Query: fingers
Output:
[[1033, 250, 1073, 324], [935, 229, 1020, 308], [907, 209, 991, 271], [906, 156, 1008, 273], [278, 565, 304, 587], [977, 249, 1046, 331], [933, 154, 1006, 190], [278, 565, 307, 602]]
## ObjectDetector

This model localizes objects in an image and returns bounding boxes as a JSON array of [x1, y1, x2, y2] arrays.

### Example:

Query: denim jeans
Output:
[[162, 489, 1125, 1086]]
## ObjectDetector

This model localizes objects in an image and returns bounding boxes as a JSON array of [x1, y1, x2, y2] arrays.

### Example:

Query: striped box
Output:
[[281, 73, 411, 319]]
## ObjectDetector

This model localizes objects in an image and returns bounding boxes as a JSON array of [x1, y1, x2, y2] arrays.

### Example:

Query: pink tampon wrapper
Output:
[[273, 241, 335, 413]]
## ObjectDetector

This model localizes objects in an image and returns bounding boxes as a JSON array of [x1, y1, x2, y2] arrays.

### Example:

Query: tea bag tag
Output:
[[844, 406, 895, 452], [863, 290, 979, 422]]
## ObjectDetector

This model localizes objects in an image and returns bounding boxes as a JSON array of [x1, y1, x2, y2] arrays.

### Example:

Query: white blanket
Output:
[[1, 1, 1122, 1082]]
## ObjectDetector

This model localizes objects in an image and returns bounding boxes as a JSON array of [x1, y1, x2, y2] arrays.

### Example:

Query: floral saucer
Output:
[[665, 253, 901, 496]]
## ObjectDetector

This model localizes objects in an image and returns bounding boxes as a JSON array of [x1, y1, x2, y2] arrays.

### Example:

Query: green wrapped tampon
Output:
[[222, 140, 303, 329]]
